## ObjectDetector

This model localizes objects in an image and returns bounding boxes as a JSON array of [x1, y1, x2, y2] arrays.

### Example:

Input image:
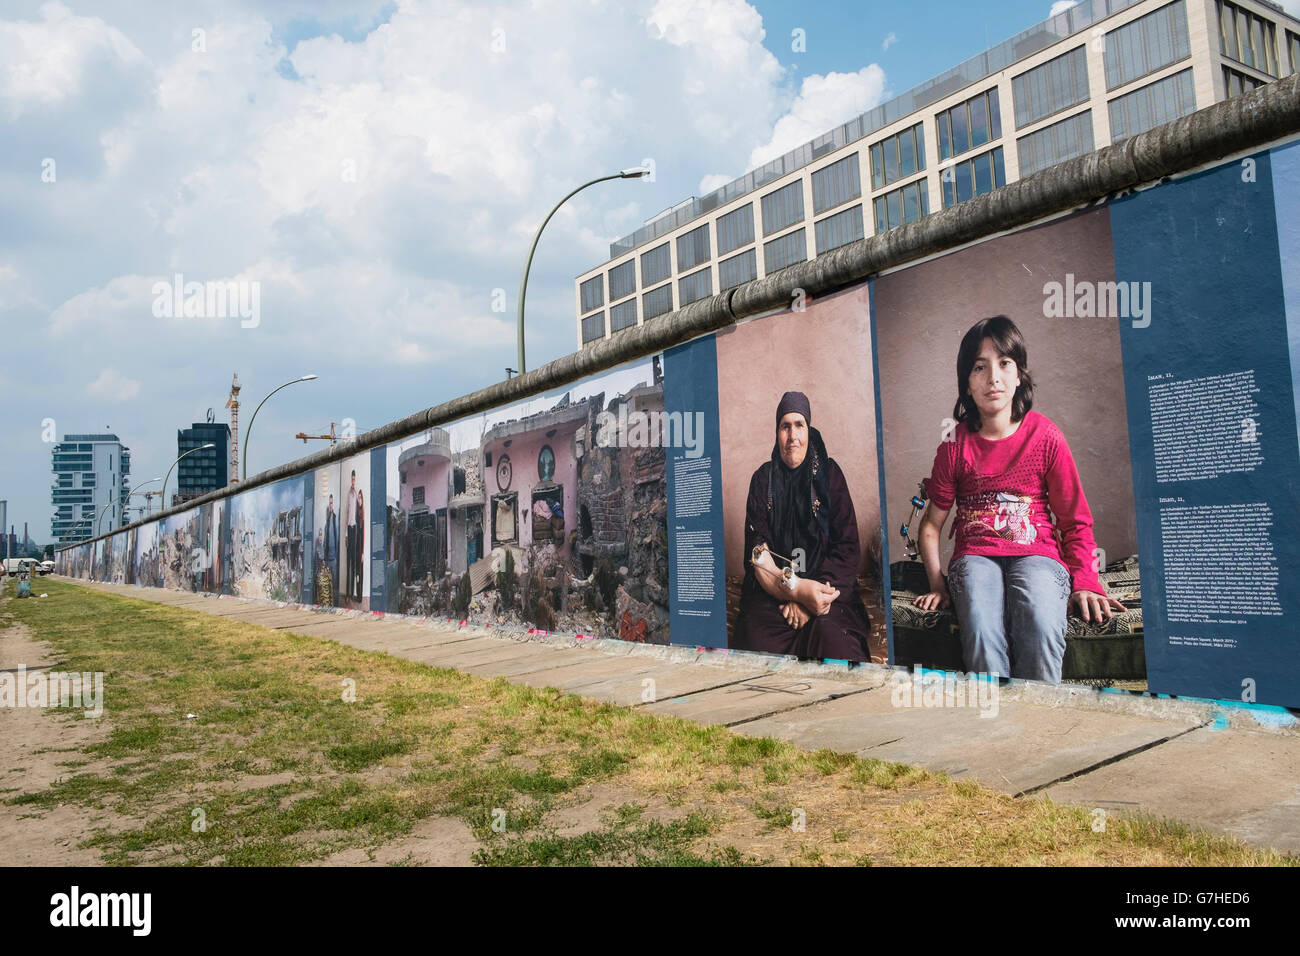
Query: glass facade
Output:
[[761, 180, 805, 236], [643, 283, 673, 320], [607, 1, 1148, 260], [609, 298, 637, 332], [811, 153, 862, 215], [763, 229, 807, 274], [941, 147, 1006, 207], [676, 223, 710, 272], [937, 88, 1001, 160], [814, 204, 865, 253], [678, 267, 713, 306], [1017, 110, 1095, 177], [1108, 67, 1196, 141], [1013, 46, 1090, 128], [50, 434, 131, 543], [581, 0, 1300, 345], [716, 203, 755, 256], [579, 275, 604, 314], [608, 259, 635, 301], [1224, 65, 1266, 97], [1217, 1, 1279, 76], [870, 123, 926, 191], [640, 243, 671, 287], [873, 179, 931, 233], [1104, 0, 1190, 89], [718, 248, 757, 291], [581, 311, 606, 344], [176, 423, 231, 499]]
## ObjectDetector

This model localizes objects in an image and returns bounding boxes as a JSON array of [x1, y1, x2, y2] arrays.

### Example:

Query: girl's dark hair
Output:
[[953, 315, 1034, 432]]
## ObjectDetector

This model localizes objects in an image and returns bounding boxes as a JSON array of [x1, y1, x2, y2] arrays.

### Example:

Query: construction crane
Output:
[[225, 374, 241, 483], [295, 422, 339, 445]]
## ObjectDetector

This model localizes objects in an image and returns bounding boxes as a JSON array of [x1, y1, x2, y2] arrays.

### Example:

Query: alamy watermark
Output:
[[889, 664, 999, 718], [594, 406, 705, 459], [151, 273, 260, 328], [0, 666, 104, 718], [1043, 273, 1151, 328]]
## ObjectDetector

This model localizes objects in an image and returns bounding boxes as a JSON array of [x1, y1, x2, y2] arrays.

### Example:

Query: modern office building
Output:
[[50, 433, 131, 545], [175, 421, 231, 505], [575, 0, 1300, 347]]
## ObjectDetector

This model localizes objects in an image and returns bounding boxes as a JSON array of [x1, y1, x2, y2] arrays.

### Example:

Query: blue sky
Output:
[[1, 0, 1294, 545]]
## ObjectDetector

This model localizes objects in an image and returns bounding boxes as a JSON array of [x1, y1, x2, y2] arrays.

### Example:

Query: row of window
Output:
[[581, 0, 1294, 341], [581, 205, 869, 342], [584, 5, 1191, 324], [1104, 0, 1191, 91], [1218, 0, 1281, 77]]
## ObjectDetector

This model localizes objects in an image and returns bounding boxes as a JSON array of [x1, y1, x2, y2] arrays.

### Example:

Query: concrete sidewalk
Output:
[[64, 579, 1300, 855]]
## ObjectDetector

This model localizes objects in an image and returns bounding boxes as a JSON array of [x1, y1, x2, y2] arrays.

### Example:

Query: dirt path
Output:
[[0, 612, 128, 866]]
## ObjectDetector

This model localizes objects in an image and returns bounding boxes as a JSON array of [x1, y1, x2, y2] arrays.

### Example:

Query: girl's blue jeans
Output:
[[946, 554, 1070, 683]]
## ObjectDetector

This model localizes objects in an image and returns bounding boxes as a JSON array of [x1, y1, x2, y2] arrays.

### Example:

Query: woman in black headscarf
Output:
[[732, 392, 871, 661]]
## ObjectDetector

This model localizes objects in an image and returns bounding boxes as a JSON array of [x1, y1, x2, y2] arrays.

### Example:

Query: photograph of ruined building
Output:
[[225, 477, 304, 602], [130, 521, 157, 588], [385, 360, 669, 641], [159, 509, 203, 592], [108, 533, 126, 584]]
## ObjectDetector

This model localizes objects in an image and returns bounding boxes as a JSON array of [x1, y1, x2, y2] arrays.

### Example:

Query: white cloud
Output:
[[698, 172, 733, 194], [882, 32, 898, 52], [748, 66, 888, 169], [0, 0, 893, 537], [1276, 0, 1300, 16], [0, 2, 145, 117], [1049, 1, 1080, 16], [86, 367, 141, 401]]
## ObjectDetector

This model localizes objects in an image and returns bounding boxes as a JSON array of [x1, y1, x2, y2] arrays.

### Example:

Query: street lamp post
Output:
[[162, 445, 215, 515], [242, 375, 318, 481], [124, 477, 164, 521], [516, 167, 650, 375]]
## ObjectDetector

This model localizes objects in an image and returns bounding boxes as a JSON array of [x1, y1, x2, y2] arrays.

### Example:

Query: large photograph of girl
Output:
[[873, 208, 1145, 686]]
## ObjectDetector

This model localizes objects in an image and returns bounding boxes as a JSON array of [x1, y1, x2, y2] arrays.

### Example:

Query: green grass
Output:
[[3, 579, 1295, 867]]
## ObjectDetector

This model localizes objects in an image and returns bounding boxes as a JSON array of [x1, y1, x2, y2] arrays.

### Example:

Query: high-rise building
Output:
[[175, 422, 231, 505], [50, 433, 131, 545], [575, 0, 1300, 347]]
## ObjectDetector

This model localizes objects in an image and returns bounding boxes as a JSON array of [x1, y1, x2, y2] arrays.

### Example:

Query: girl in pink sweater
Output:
[[912, 316, 1125, 682]]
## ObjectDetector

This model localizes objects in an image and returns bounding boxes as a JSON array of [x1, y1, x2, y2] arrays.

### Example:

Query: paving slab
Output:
[[456, 646, 601, 679], [207, 605, 301, 618], [508, 654, 688, 695], [392, 637, 530, 666], [218, 609, 323, 627], [1043, 726, 1300, 852], [404, 640, 558, 672], [737, 686, 1202, 794], [278, 619, 372, 637], [554, 660, 772, 708], [377, 631, 484, 653], [638, 673, 864, 726]]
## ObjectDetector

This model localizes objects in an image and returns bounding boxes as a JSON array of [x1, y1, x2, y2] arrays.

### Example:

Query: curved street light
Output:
[[103, 475, 164, 534], [162, 445, 215, 515], [125, 476, 165, 518], [516, 167, 650, 375], [243, 375, 318, 481]]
